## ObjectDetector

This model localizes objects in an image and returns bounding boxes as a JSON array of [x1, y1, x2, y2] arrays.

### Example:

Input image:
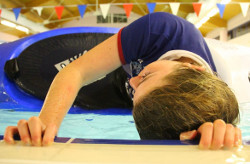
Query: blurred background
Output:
[[0, 0, 249, 46]]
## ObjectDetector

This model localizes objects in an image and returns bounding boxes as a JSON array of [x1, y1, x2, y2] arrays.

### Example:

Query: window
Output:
[[97, 14, 112, 23], [113, 14, 127, 23], [228, 21, 250, 39], [97, 13, 127, 23]]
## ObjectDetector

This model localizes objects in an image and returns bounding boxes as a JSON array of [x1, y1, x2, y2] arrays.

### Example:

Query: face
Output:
[[129, 60, 182, 105]]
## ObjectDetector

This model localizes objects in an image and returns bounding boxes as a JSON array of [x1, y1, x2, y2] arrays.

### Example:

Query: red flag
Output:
[[55, 6, 64, 19], [123, 4, 133, 18], [193, 3, 202, 17]]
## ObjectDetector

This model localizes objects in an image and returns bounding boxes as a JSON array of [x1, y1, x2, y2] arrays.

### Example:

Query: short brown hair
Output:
[[133, 68, 239, 140]]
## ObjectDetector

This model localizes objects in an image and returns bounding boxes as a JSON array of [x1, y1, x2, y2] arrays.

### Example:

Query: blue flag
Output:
[[216, 3, 226, 18], [78, 5, 87, 18], [13, 8, 21, 21], [147, 3, 156, 13]]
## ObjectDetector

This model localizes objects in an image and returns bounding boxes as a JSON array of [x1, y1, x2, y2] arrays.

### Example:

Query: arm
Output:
[[40, 33, 121, 128], [4, 34, 122, 146]]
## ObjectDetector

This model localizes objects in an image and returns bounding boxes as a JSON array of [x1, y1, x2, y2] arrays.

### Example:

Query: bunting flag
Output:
[[147, 3, 156, 13], [100, 4, 110, 19], [123, 4, 133, 18], [0, 9, 1, 20], [55, 6, 64, 19], [193, 3, 202, 17], [13, 8, 21, 21], [169, 3, 180, 15], [240, 3, 249, 17], [216, 3, 226, 18], [33, 7, 43, 16], [78, 5, 87, 18]]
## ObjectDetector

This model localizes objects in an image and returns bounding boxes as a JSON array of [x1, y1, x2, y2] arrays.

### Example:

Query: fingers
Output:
[[197, 122, 214, 149], [211, 120, 226, 150], [4, 116, 57, 146], [28, 116, 43, 146], [223, 124, 235, 149], [198, 120, 228, 150], [4, 126, 18, 144], [234, 127, 242, 147], [42, 124, 58, 146], [197, 119, 242, 150], [17, 119, 31, 145]]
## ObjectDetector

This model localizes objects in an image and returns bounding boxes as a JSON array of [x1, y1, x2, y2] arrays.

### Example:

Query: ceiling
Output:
[[0, 0, 249, 38]]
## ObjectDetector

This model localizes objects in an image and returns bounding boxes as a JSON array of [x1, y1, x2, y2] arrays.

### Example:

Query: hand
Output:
[[179, 119, 242, 150], [4, 116, 57, 146]]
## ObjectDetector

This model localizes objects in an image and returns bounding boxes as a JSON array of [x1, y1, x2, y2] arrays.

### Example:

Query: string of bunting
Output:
[[0, 2, 249, 21]]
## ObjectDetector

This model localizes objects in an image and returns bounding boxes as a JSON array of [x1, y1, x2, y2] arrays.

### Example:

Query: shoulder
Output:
[[148, 12, 192, 26]]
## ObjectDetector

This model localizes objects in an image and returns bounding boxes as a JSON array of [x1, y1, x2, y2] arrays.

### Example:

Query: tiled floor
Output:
[[0, 138, 250, 164]]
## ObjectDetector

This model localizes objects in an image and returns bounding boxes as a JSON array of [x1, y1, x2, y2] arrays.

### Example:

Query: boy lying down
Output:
[[4, 12, 241, 149]]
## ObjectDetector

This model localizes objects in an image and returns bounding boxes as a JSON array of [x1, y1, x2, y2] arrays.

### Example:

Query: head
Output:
[[130, 60, 239, 140]]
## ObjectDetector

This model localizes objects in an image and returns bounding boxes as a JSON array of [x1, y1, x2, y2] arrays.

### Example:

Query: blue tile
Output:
[[54, 136, 71, 143], [71, 138, 199, 145]]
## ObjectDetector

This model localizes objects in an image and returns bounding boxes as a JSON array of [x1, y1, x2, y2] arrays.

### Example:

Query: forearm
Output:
[[39, 65, 82, 128], [38, 34, 121, 128]]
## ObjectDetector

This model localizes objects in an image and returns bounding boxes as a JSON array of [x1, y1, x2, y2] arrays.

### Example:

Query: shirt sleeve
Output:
[[117, 14, 151, 64], [117, 12, 216, 70], [117, 12, 179, 65]]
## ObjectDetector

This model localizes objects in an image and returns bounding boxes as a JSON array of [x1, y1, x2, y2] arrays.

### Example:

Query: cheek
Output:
[[132, 91, 139, 105], [133, 85, 149, 105]]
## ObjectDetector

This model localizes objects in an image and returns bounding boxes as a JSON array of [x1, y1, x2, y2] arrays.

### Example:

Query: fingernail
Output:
[[6, 138, 15, 144], [239, 139, 242, 145], [47, 140, 54, 146], [43, 140, 53, 146], [33, 139, 41, 146], [180, 130, 195, 140], [199, 144, 208, 150], [23, 139, 31, 146], [235, 139, 242, 147], [180, 134, 189, 140], [212, 144, 224, 150], [235, 140, 239, 147]]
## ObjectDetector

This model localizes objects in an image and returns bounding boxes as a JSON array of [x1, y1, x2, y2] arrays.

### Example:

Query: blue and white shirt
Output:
[[117, 12, 216, 98]]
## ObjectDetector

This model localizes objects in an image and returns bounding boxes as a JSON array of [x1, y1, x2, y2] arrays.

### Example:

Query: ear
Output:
[[182, 63, 205, 72]]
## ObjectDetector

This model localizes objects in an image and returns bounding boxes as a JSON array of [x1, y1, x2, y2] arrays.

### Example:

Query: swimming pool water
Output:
[[0, 103, 250, 142], [0, 107, 140, 140]]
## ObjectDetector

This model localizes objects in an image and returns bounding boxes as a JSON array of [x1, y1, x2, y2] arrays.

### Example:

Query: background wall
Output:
[[0, 32, 19, 43], [206, 9, 250, 47], [62, 6, 141, 28]]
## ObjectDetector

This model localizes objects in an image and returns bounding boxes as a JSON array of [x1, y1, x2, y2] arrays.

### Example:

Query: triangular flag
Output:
[[123, 4, 133, 18], [147, 3, 156, 13], [240, 3, 249, 17], [55, 6, 64, 19], [33, 7, 43, 16], [193, 3, 202, 17], [169, 3, 180, 15], [100, 4, 110, 19], [78, 5, 87, 18], [216, 3, 226, 18], [0, 9, 1, 19], [13, 8, 21, 21]]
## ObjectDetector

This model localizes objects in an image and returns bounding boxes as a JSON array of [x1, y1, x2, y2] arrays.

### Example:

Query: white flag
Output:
[[33, 7, 43, 16], [169, 3, 180, 15], [240, 3, 249, 17], [100, 4, 110, 19]]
